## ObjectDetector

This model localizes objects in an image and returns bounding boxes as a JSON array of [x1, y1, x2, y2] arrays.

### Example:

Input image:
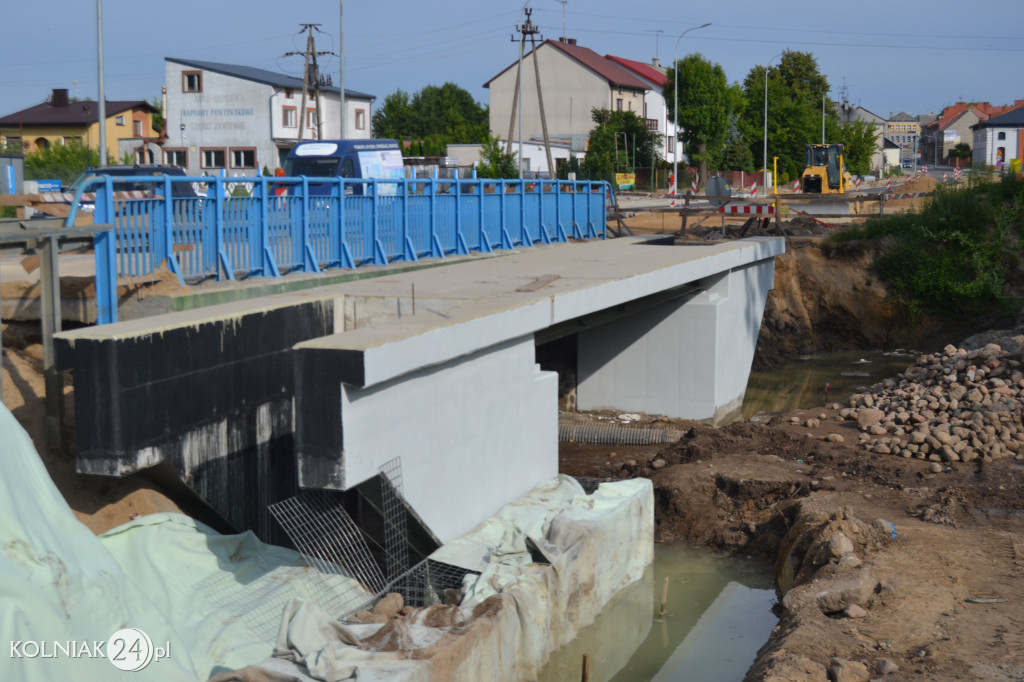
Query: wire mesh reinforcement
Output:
[[378, 457, 408, 582], [558, 420, 679, 446], [268, 490, 387, 608]]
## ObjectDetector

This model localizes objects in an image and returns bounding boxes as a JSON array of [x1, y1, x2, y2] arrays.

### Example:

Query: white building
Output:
[[164, 58, 375, 175], [605, 55, 678, 165], [972, 106, 1024, 170]]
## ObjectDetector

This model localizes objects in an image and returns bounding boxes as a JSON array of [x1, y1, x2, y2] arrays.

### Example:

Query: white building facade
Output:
[[164, 58, 374, 176], [973, 107, 1024, 170]]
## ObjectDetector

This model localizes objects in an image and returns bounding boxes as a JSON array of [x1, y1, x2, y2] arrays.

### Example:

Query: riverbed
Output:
[[741, 349, 917, 419]]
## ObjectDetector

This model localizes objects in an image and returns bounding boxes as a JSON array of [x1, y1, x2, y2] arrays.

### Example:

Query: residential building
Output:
[[484, 37, 650, 173], [837, 102, 887, 174], [604, 55, 678, 165], [0, 88, 158, 161], [972, 106, 1024, 170], [164, 58, 374, 175], [887, 112, 920, 161], [921, 100, 1024, 165]]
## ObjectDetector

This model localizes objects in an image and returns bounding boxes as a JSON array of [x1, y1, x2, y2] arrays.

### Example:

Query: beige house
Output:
[[485, 38, 649, 162]]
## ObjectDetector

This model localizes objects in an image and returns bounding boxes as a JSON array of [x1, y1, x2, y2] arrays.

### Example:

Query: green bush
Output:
[[828, 175, 1024, 318]]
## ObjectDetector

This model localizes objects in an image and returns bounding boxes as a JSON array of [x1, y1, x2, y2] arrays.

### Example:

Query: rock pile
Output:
[[839, 343, 1024, 463]]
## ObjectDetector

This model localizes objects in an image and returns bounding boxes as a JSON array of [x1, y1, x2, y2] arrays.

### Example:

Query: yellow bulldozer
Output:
[[800, 143, 854, 194]]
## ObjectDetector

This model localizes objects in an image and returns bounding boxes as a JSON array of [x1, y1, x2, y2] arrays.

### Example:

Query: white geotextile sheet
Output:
[[254, 475, 655, 682], [0, 400, 653, 682], [0, 405, 367, 681]]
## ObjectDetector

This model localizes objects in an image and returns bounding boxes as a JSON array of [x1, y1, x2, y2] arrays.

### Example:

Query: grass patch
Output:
[[828, 174, 1024, 318]]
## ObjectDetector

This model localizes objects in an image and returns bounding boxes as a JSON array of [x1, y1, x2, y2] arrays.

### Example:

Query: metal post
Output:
[[96, 0, 107, 164], [672, 23, 711, 198], [763, 54, 781, 197], [339, 0, 345, 138], [38, 236, 63, 448]]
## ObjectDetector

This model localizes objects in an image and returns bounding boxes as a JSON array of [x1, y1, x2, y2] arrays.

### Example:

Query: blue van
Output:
[[283, 139, 405, 195]]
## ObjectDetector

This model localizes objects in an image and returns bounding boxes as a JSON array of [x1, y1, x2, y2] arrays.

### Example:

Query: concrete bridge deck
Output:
[[55, 235, 784, 544]]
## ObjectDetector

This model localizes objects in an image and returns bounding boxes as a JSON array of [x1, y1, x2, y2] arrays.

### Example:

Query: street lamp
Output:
[[672, 22, 711, 196], [763, 53, 781, 196]]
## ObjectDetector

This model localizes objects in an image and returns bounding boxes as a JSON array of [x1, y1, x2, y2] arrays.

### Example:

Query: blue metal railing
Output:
[[64, 174, 610, 324]]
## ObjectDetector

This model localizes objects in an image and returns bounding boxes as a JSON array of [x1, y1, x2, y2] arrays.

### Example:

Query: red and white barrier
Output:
[[718, 204, 775, 214], [691, 179, 698, 194], [749, 182, 757, 197], [954, 167, 963, 181], [886, 177, 891, 193], [793, 179, 800, 192], [855, 177, 861, 192], [943, 172, 948, 183]]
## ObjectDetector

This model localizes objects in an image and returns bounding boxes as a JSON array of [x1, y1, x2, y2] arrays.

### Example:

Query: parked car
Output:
[[67, 165, 202, 212]]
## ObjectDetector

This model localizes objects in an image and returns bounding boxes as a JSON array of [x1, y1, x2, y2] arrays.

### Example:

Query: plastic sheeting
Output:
[[0, 401, 653, 682]]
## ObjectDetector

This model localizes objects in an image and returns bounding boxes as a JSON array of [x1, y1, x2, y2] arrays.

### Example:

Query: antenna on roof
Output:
[[554, 0, 567, 41], [644, 29, 663, 65]]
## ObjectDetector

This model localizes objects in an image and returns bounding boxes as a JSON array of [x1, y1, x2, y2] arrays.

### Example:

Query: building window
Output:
[[283, 106, 297, 128], [306, 109, 318, 129], [285, 88, 293, 99], [645, 118, 659, 131], [133, 120, 143, 137], [62, 136, 81, 146], [355, 109, 366, 130], [201, 148, 225, 169], [183, 71, 202, 93], [998, 132, 1007, 140], [134, 148, 154, 164], [616, 98, 623, 111], [3, 137, 23, 152], [230, 148, 256, 169], [164, 148, 186, 167], [628, 101, 633, 112], [115, 115, 125, 126]]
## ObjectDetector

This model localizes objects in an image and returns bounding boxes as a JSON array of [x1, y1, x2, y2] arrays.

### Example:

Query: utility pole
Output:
[[554, 0, 567, 40], [339, 1, 345, 138], [285, 24, 334, 141], [526, 11, 555, 178], [96, 0, 106, 164]]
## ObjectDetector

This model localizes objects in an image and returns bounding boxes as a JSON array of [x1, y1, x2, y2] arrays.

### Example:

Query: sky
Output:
[[2, 0, 1023, 121]]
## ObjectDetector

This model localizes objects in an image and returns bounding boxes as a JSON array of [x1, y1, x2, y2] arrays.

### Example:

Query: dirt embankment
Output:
[[563, 339, 1024, 681]]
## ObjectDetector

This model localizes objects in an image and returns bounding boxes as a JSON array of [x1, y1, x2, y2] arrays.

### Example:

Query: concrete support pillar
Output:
[[576, 260, 775, 423], [296, 336, 558, 543]]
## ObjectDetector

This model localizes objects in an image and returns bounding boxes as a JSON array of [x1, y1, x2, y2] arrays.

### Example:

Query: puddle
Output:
[[741, 349, 917, 419], [538, 544, 776, 682]]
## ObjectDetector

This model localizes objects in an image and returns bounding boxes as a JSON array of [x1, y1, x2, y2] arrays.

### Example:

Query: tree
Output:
[[475, 135, 518, 179], [663, 54, 732, 189], [836, 120, 878, 176], [149, 96, 165, 135], [949, 142, 972, 162], [24, 140, 99, 185], [739, 50, 837, 181], [582, 108, 661, 183], [371, 89, 414, 140], [372, 83, 488, 154]]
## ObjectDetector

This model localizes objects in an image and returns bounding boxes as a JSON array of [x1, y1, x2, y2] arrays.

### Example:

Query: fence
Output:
[[66, 174, 610, 324]]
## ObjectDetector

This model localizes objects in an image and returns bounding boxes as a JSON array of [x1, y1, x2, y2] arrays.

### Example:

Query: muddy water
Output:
[[538, 544, 776, 682], [741, 349, 918, 419]]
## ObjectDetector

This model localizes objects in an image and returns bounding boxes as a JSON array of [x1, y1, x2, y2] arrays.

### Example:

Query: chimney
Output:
[[52, 88, 69, 107], [567, 38, 577, 46], [651, 57, 660, 68], [558, 36, 566, 43]]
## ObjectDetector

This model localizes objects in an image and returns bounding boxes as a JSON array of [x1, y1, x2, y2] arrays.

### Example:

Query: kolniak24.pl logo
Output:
[[10, 628, 171, 672]]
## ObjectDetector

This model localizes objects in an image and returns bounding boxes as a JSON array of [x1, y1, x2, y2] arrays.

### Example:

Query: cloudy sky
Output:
[[3, 0, 1022, 120]]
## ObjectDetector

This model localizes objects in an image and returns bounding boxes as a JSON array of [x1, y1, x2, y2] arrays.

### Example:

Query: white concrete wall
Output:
[[338, 336, 558, 543], [576, 259, 775, 423]]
